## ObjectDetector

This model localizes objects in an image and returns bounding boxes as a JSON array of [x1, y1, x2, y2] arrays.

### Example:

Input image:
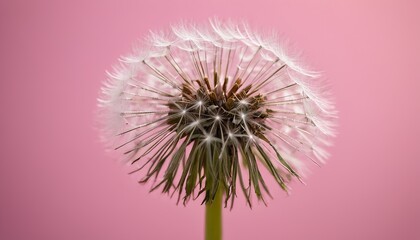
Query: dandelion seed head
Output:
[[98, 19, 336, 208]]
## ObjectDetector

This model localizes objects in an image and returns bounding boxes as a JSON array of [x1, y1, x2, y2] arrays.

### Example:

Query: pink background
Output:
[[1, 0, 419, 239]]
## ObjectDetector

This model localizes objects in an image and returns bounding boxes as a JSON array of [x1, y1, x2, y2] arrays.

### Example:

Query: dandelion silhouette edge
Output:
[[98, 19, 336, 208]]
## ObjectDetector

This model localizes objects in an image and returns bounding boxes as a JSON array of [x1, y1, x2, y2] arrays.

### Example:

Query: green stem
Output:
[[205, 187, 223, 240]]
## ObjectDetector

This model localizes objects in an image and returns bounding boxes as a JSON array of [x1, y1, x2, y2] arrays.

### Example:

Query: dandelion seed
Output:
[[98, 19, 336, 210]]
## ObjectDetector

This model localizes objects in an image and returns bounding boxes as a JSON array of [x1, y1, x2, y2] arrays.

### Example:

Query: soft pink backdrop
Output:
[[1, 0, 419, 239]]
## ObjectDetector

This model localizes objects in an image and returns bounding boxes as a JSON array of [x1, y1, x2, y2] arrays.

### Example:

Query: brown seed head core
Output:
[[167, 74, 273, 142]]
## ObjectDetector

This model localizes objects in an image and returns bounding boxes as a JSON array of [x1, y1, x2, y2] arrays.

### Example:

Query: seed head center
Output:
[[167, 74, 273, 141]]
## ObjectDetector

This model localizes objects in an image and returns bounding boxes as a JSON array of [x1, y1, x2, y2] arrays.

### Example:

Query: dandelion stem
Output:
[[205, 185, 223, 240]]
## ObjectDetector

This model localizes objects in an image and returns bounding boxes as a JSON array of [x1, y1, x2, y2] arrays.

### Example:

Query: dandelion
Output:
[[98, 19, 336, 240]]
